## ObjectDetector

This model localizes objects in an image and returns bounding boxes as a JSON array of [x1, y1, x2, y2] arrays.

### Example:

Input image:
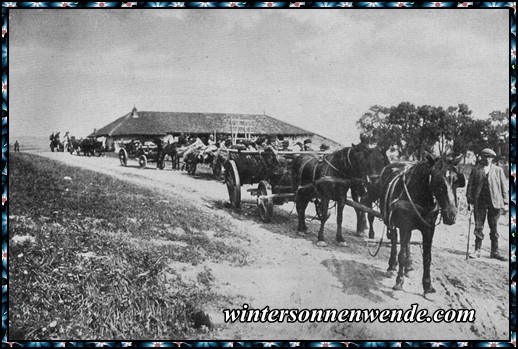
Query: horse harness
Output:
[[296, 148, 364, 197], [381, 164, 440, 230]]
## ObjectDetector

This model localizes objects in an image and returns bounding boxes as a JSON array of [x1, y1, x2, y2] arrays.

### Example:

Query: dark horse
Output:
[[378, 153, 465, 294], [49, 132, 64, 152], [155, 139, 180, 170], [183, 148, 218, 175], [291, 145, 389, 247], [68, 136, 82, 155], [81, 138, 103, 157]]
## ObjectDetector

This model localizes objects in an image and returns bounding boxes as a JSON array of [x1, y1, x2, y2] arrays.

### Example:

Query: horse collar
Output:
[[346, 148, 352, 167], [401, 169, 435, 229], [323, 157, 348, 179]]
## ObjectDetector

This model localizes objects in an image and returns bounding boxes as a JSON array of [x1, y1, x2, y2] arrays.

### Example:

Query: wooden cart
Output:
[[224, 148, 327, 223], [119, 141, 164, 169]]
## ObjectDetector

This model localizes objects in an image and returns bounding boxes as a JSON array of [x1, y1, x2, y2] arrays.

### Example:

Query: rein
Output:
[[297, 150, 365, 194], [401, 170, 438, 229], [384, 164, 439, 230]]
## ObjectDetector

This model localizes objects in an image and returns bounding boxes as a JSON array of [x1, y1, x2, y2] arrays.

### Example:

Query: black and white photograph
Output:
[[6, 5, 512, 343]]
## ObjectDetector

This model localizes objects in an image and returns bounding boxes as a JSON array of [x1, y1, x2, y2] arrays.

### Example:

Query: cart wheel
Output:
[[257, 180, 274, 223], [119, 149, 128, 166], [225, 160, 241, 209], [139, 155, 147, 168]]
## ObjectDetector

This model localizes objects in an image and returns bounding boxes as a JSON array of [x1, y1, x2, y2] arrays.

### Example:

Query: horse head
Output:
[[424, 152, 465, 225], [349, 144, 390, 184]]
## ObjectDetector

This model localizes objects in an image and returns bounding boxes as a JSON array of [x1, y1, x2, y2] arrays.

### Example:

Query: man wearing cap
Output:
[[303, 139, 313, 151], [466, 148, 508, 260]]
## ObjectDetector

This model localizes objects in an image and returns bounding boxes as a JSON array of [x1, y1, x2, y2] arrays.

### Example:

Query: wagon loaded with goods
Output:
[[223, 146, 327, 223], [119, 140, 165, 169]]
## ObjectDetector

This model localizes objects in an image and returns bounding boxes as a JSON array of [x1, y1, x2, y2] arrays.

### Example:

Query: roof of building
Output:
[[93, 108, 316, 138]]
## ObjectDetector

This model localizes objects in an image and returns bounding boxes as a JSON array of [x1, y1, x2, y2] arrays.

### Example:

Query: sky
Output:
[[8, 8, 509, 145]]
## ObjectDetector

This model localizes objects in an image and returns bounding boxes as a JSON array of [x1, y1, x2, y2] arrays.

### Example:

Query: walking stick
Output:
[[466, 205, 473, 260]]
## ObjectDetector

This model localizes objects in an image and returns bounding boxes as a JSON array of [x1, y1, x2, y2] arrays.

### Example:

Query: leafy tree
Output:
[[386, 102, 420, 159], [357, 103, 507, 162], [448, 104, 474, 157], [487, 109, 509, 164], [453, 118, 492, 158], [356, 105, 394, 151], [416, 105, 444, 158]]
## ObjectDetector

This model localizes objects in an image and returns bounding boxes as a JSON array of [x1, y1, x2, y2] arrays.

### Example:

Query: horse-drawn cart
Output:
[[119, 141, 164, 169], [224, 147, 331, 223]]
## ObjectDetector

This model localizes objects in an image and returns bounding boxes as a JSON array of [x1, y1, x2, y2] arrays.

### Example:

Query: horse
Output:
[[291, 144, 389, 247], [62, 132, 71, 153], [378, 153, 465, 294], [156, 140, 180, 170], [68, 136, 82, 155], [183, 148, 202, 175], [49, 133, 64, 152], [182, 147, 219, 175], [81, 138, 103, 157], [211, 147, 230, 178]]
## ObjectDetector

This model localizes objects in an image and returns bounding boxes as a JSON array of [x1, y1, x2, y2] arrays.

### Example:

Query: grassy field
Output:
[[8, 152, 248, 340]]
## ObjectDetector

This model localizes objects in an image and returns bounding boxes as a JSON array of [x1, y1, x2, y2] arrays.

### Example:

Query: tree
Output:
[[356, 105, 395, 151], [487, 109, 509, 164], [357, 102, 504, 162], [453, 118, 492, 159], [416, 105, 444, 158], [448, 104, 474, 157], [386, 102, 420, 159]]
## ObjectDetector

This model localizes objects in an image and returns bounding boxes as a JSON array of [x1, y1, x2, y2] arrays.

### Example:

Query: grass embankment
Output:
[[9, 152, 247, 340]]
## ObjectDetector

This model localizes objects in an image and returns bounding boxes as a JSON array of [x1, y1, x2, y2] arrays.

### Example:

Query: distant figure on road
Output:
[[14, 140, 20, 152]]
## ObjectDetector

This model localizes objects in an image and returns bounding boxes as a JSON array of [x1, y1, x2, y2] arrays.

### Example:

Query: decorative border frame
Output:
[[1, 2, 515, 347]]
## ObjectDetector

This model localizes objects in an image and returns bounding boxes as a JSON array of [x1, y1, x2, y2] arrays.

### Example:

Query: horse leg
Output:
[[422, 228, 436, 294], [336, 200, 347, 247], [295, 197, 309, 235], [387, 228, 398, 275], [394, 229, 411, 290], [316, 199, 330, 247], [367, 213, 375, 239], [405, 246, 414, 275], [353, 191, 368, 236], [360, 194, 376, 239]]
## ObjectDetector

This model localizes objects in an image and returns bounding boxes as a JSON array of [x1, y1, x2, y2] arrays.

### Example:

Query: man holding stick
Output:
[[466, 148, 508, 261]]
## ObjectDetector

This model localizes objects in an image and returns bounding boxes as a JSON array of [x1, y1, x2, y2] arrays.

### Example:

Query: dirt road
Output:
[[34, 151, 510, 341]]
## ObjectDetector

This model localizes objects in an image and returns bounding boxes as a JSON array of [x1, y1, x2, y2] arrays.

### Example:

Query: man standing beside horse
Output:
[[467, 148, 508, 261]]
